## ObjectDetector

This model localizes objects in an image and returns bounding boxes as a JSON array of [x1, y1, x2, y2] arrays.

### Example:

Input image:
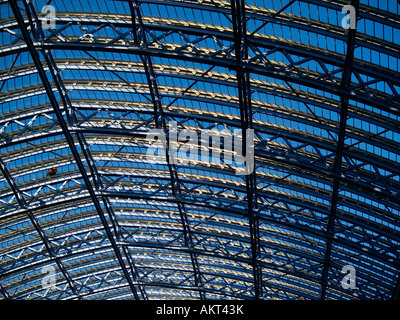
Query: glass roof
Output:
[[0, 0, 399, 300]]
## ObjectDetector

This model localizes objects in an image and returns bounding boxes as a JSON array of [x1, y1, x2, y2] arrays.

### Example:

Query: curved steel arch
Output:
[[0, 0, 400, 300]]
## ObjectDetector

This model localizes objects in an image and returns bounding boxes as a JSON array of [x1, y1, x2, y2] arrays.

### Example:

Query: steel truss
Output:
[[0, 0, 399, 300]]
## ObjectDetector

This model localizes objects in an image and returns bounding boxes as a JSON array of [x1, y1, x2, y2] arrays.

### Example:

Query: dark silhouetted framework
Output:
[[0, 0, 399, 300]]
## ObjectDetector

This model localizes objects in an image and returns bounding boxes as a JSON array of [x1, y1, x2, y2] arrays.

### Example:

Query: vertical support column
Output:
[[230, 0, 262, 299], [320, 0, 359, 300], [129, 0, 205, 299]]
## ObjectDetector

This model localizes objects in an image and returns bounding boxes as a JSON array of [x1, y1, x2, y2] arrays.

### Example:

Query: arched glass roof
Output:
[[0, 0, 399, 300]]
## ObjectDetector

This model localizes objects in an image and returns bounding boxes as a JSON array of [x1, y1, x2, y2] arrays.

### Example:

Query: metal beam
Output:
[[2, 15, 399, 92], [2, 37, 399, 117], [75, 133, 149, 300], [7, 0, 142, 300], [230, 0, 262, 299], [392, 273, 400, 300], [0, 158, 82, 300], [0, 283, 11, 300], [128, 0, 205, 299], [115, 0, 400, 54], [320, 0, 359, 300], [38, 29, 148, 305], [0, 188, 394, 300], [28, 1, 148, 300], [42, 42, 400, 116], [1, 158, 398, 250]]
